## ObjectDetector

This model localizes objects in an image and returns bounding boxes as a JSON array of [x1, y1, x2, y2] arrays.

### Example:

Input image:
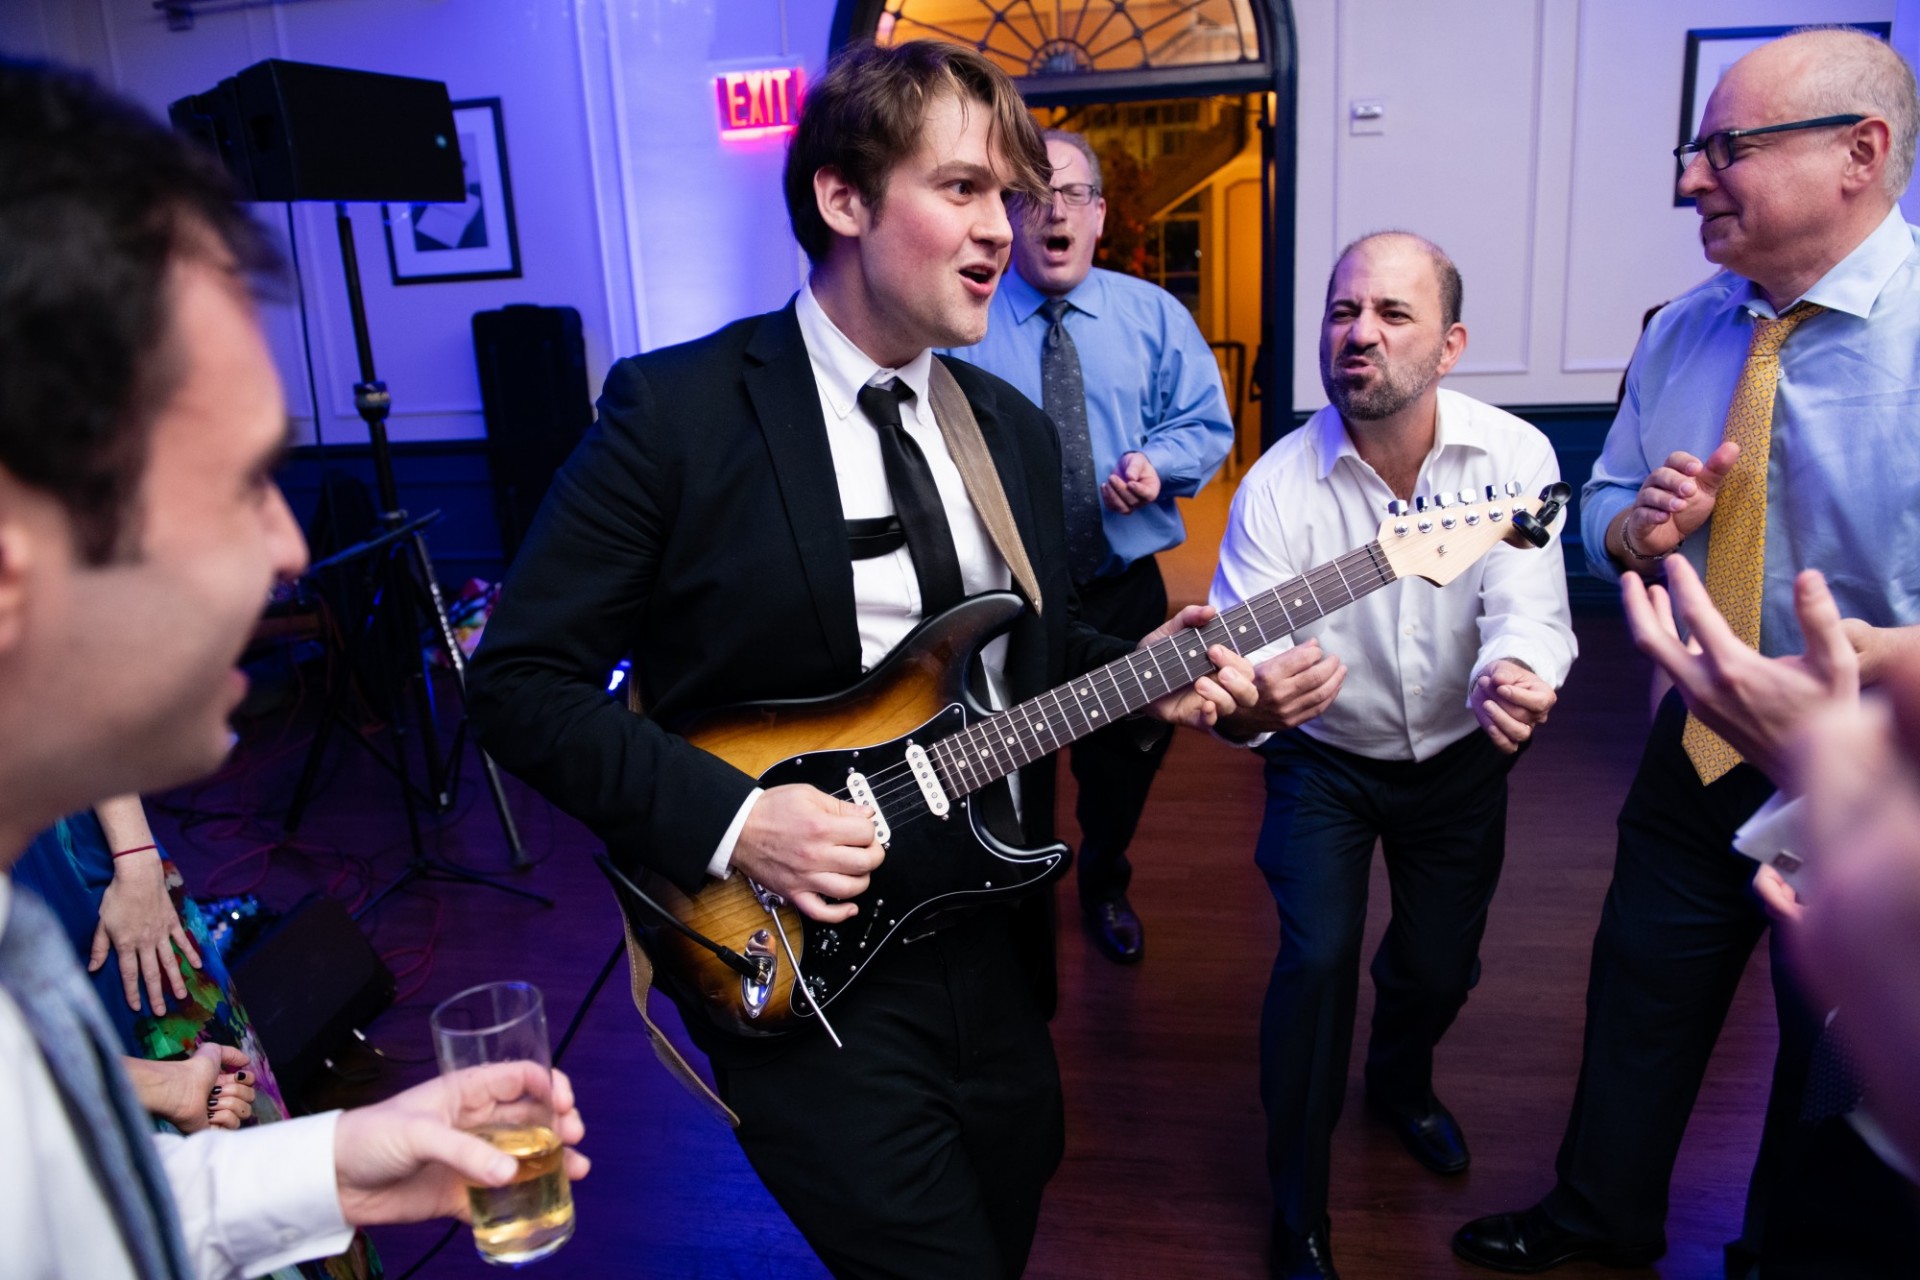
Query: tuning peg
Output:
[[1538, 481, 1572, 505], [1414, 495, 1428, 513], [1509, 508, 1551, 547], [1505, 480, 1522, 497], [1456, 489, 1474, 507], [1433, 491, 1452, 509], [1387, 499, 1411, 517], [1484, 484, 1500, 503]]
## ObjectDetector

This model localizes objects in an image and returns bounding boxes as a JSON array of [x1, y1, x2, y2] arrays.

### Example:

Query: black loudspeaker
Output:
[[472, 305, 594, 563], [229, 894, 396, 1103], [169, 60, 464, 204]]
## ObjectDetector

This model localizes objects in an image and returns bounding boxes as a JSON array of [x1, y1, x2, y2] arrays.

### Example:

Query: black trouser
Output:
[[1256, 726, 1515, 1233], [1068, 554, 1173, 907], [1542, 691, 1816, 1254], [713, 908, 1063, 1279]]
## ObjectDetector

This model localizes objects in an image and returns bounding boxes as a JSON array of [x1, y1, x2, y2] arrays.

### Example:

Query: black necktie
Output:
[[1039, 298, 1106, 584], [855, 378, 966, 616]]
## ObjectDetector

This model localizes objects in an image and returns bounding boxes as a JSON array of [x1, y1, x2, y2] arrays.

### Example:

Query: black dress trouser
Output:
[[1541, 691, 1815, 1254], [1255, 725, 1516, 1233], [1068, 554, 1173, 907], [712, 908, 1063, 1279]]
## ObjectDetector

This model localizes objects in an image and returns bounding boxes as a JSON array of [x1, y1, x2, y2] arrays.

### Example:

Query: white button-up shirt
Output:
[[1210, 388, 1577, 762], [0, 876, 352, 1280]]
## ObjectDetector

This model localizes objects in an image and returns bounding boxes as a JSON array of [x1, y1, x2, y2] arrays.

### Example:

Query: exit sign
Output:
[[715, 67, 805, 141]]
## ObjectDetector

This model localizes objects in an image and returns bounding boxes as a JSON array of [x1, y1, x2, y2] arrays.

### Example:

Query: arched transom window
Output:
[[875, 0, 1262, 79]]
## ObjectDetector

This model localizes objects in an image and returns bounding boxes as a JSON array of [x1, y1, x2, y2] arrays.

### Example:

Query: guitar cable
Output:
[[592, 853, 773, 986]]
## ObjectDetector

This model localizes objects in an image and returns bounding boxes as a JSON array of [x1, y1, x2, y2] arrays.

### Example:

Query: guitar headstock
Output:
[[1375, 482, 1571, 586]]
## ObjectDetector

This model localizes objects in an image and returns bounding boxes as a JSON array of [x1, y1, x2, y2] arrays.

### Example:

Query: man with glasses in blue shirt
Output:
[[1455, 26, 1920, 1275], [944, 129, 1233, 965]]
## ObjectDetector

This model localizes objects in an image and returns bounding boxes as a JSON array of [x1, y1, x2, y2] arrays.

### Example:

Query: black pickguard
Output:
[[756, 702, 1067, 1021]]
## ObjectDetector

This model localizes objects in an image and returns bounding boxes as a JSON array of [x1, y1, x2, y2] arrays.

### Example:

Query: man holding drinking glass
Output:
[[0, 59, 587, 1279]]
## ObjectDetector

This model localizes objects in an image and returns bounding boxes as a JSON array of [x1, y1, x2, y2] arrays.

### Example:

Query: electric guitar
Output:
[[603, 483, 1570, 1040]]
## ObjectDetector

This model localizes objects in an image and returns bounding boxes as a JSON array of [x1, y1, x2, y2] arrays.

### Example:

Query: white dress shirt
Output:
[[0, 875, 352, 1280], [1210, 388, 1577, 762], [707, 286, 1015, 875]]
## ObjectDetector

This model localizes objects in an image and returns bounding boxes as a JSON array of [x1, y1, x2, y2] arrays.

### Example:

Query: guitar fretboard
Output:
[[927, 541, 1396, 798]]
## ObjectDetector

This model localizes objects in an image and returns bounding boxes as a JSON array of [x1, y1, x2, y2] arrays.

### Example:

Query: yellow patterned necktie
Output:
[[1682, 301, 1824, 784]]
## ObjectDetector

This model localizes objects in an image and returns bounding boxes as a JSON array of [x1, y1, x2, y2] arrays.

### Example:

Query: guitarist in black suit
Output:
[[469, 40, 1257, 1279]]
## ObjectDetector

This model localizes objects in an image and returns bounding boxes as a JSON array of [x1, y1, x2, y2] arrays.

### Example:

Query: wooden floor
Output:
[[148, 489, 1779, 1280]]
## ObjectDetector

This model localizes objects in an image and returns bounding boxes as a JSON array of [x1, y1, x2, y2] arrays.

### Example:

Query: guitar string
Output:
[[834, 546, 1399, 822], [824, 509, 1513, 843], [838, 546, 1396, 813]]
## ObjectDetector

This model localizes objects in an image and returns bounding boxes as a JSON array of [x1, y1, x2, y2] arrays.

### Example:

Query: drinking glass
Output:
[[430, 981, 575, 1265]]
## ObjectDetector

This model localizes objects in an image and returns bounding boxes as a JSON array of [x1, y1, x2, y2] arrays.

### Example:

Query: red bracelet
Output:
[[110, 844, 158, 859]]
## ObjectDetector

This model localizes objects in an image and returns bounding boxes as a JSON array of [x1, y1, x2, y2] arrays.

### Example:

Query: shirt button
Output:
[[1410, 685, 1423, 696]]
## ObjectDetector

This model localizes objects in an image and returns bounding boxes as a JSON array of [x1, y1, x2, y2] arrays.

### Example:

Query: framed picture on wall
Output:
[[1675, 22, 1891, 206], [384, 97, 521, 283]]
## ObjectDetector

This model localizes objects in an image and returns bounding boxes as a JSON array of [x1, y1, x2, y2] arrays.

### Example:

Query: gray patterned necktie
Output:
[[0, 884, 192, 1279], [1039, 298, 1107, 584]]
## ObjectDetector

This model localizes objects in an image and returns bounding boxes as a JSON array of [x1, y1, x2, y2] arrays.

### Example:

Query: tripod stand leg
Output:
[[405, 529, 531, 869], [285, 697, 341, 833]]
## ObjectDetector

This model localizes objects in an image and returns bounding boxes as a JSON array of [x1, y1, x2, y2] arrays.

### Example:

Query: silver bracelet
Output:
[[1620, 521, 1679, 564]]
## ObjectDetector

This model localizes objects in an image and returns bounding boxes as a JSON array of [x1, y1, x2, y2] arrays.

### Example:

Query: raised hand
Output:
[[1621, 557, 1858, 779], [1616, 441, 1740, 564]]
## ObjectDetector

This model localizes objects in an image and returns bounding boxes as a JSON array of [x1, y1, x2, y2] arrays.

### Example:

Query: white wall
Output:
[[0, 0, 828, 445], [1292, 0, 1900, 412], [9, 0, 1910, 431]]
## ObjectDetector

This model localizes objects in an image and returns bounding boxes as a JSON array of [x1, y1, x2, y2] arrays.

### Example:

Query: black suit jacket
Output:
[[469, 302, 1134, 894]]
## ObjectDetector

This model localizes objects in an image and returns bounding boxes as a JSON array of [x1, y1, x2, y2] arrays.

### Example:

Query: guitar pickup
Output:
[[845, 770, 891, 846], [904, 743, 949, 818]]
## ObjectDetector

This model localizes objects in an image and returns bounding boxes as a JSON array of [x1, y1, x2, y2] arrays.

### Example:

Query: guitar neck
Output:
[[927, 542, 1397, 798]]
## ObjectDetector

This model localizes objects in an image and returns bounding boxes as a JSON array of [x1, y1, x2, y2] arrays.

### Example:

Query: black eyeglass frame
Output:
[[1013, 182, 1103, 209], [1673, 113, 1868, 172]]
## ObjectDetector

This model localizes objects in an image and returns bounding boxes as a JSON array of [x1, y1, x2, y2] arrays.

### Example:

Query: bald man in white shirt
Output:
[[1211, 232, 1576, 1280]]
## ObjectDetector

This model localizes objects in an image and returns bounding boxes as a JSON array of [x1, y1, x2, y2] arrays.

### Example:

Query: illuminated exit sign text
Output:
[[715, 67, 805, 141]]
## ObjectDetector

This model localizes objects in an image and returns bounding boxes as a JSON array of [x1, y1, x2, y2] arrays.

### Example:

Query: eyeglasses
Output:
[[1016, 182, 1101, 208], [1673, 113, 1866, 172]]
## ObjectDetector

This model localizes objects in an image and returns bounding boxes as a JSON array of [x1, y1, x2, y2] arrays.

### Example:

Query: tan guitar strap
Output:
[[618, 681, 740, 1127], [927, 359, 1043, 615]]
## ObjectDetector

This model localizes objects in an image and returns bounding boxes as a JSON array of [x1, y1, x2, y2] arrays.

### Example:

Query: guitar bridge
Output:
[[844, 770, 890, 846], [904, 743, 949, 818]]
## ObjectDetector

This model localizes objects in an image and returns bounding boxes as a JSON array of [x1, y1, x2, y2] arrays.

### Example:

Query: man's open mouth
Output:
[[959, 264, 996, 286], [1044, 234, 1072, 255]]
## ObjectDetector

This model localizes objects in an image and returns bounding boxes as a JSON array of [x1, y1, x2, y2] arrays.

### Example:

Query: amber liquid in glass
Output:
[[466, 1124, 574, 1265]]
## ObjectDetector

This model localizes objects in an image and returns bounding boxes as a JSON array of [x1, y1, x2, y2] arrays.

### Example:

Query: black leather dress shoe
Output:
[[1452, 1205, 1664, 1273], [1270, 1216, 1339, 1279], [1369, 1093, 1470, 1175], [1082, 896, 1144, 964]]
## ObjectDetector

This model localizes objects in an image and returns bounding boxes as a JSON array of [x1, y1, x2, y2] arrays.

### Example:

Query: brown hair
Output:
[[1330, 230, 1464, 329], [0, 58, 280, 564], [784, 40, 1049, 264]]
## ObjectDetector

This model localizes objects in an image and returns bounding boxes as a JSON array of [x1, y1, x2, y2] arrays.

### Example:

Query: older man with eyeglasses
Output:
[[942, 128, 1232, 967], [1454, 26, 1920, 1276]]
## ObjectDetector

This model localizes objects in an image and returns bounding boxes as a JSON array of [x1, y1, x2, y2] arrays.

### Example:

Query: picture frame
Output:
[[1675, 23, 1891, 206], [384, 97, 521, 283]]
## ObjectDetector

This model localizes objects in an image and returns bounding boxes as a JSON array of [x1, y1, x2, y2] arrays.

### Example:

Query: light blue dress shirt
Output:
[[942, 266, 1233, 579], [1583, 208, 1920, 656]]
